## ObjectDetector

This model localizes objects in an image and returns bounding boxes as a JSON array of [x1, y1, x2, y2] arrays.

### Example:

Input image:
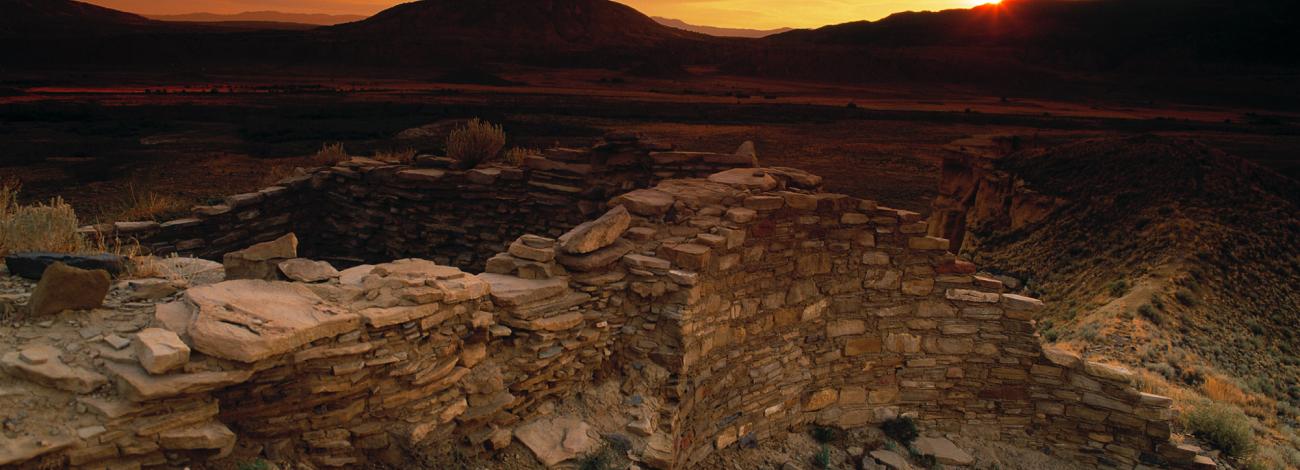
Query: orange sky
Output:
[[84, 0, 993, 29]]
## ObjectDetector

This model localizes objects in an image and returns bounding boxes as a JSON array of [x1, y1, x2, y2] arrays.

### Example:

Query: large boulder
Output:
[[4, 252, 126, 280], [223, 233, 298, 281], [28, 262, 111, 317], [557, 206, 631, 255]]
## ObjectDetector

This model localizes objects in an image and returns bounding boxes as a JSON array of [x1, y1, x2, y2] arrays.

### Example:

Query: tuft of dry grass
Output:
[[0, 183, 88, 257], [375, 148, 417, 164], [117, 182, 189, 222], [315, 142, 349, 164], [447, 118, 506, 169], [502, 147, 536, 167]]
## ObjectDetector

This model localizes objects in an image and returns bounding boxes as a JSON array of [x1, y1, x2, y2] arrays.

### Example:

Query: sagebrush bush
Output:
[[1183, 401, 1255, 458], [118, 182, 188, 222], [447, 118, 505, 169], [0, 184, 87, 257], [881, 416, 919, 445]]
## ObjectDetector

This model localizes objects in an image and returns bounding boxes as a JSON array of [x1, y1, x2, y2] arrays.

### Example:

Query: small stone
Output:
[[103, 334, 131, 350], [277, 258, 340, 283], [134, 328, 191, 375], [869, 450, 914, 470]]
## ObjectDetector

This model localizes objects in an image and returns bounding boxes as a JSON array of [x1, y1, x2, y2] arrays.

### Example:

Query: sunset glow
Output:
[[83, 0, 1010, 30]]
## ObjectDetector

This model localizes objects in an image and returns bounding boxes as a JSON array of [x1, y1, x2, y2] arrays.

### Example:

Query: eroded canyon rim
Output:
[[2, 135, 1208, 469]]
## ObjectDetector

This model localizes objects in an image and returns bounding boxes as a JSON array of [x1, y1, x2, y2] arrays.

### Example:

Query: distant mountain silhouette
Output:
[[0, 0, 158, 36], [768, 0, 1300, 66], [149, 11, 367, 26], [308, 0, 719, 66], [652, 17, 791, 38]]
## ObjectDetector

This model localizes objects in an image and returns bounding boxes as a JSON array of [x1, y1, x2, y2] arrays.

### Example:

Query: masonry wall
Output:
[[28, 159, 1200, 470], [87, 134, 755, 273]]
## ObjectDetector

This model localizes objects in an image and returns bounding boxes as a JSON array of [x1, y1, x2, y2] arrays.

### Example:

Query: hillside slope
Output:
[[941, 136, 1300, 436], [0, 0, 157, 36]]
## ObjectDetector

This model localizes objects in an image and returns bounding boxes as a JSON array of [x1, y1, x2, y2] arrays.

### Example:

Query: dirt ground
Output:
[[1, 67, 1297, 223]]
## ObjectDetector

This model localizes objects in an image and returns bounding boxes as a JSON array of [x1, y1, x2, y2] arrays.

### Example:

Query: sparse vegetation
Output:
[[314, 142, 349, 163], [0, 183, 88, 257], [237, 459, 270, 470], [503, 147, 536, 166], [1106, 279, 1129, 297], [881, 416, 919, 446], [813, 444, 831, 469], [1137, 303, 1163, 325], [1175, 288, 1199, 306], [117, 182, 188, 222], [447, 118, 506, 169], [577, 446, 616, 470], [811, 425, 837, 444], [1183, 401, 1255, 458]]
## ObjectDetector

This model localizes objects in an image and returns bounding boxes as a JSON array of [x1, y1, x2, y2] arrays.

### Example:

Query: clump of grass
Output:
[[881, 416, 919, 446], [375, 148, 417, 164], [502, 147, 536, 167], [1106, 279, 1129, 297], [1137, 303, 1164, 325], [811, 425, 837, 444], [447, 118, 506, 169], [813, 444, 831, 470], [0, 183, 88, 257], [314, 142, 349, 163], [117, 182, 188, 222], [1183, 401, 1255, 458], [1175, 288, 1200, 306]]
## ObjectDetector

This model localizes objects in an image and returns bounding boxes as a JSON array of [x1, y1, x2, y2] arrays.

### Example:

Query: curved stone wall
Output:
[[17, 148, 1202, 470]]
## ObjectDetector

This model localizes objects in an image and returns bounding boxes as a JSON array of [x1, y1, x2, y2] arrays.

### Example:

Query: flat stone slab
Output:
[[609, 189, 674, 216], [181, 280, 359, 363], [914, 436, 974, 465], [707, 168, 779, 191], [1, 344, 107, 393], [105, 362, 253, 402], [869, 450, 915, 470], [557, 205, 630, 255], [4, 252, 126, 280], [556, 239, 634, 272], [478, 274, 569, 307], [515, 416, 596, 467]]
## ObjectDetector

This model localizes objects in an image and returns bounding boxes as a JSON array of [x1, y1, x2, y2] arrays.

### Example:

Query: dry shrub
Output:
[[117, 183, 188, 222], [503, 147, 536, 167], [375, 148, 417, 164], [1202, 374, 1276, 420], [314, 142, 349, 164], [447, 118, 506, 169], [1183, 401, 1256, 458], [0, 183, 88, 257], [259, 165, 300, 187]]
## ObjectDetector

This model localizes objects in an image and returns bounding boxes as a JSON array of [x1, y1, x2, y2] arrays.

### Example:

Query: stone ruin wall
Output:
[[18, 138, 1205, 470], [84, 134, 756, 271]]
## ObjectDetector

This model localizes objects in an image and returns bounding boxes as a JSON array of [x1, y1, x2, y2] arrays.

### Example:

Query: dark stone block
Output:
[[4, 252, 128, 280]]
